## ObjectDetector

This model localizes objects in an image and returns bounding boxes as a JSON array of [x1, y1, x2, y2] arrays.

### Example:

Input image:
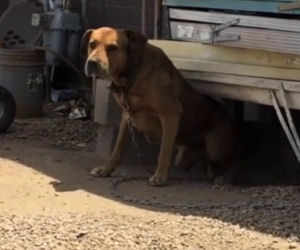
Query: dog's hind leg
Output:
[[90, 111, 129, 177], [174, 146, 187, 168], [174, 146, 204, 171], [205, 123, 241, 185]]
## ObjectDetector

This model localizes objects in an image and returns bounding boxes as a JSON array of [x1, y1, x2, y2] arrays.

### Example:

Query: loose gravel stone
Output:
[[0, 213, 299, 250]]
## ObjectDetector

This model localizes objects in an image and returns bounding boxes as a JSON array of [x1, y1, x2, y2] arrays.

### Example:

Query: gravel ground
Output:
[[0, 103, 300, 249], [0, 213, 298, 250], [0, 102, 98, 151]]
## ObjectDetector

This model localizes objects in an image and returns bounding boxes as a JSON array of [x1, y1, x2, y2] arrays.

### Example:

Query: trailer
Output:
[[149, 0, 300, 164]]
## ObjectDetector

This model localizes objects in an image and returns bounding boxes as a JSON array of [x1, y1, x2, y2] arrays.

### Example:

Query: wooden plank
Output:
[[182, 71, 300, 93], [173, 58, 300, 81], [149, 40, 300, 70], [163, 0, 300, 15], [170, 21, 300, 55], [283, 81, 300, 92], [181, 71, 281, 90], [189, 80, 300, 109], [169, 9, 300, 33], [189, 80, 273, 106], [149, 40, 300, 109]]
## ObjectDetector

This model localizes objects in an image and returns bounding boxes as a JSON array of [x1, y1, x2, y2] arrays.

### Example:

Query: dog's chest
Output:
[[130, 111, 162, 143], [112, 90, 146, 113], [112, 92, 162, 141]]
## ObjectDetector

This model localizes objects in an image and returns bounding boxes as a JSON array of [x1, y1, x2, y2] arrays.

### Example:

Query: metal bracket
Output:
[[201, 18, 240, 44], [214, 18, 240, 32]]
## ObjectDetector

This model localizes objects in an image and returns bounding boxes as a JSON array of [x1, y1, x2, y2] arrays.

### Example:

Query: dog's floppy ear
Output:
[[80, 29, 94, 58], [125, 30, 147, 49]]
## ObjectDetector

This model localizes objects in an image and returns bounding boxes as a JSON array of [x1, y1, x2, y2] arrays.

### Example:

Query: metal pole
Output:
[[141, 0, 147, 34], [154, 0, 160, 39], [271, 91, 300, 163], [81, 0, 89, 29], [279, 83, 300, 151]]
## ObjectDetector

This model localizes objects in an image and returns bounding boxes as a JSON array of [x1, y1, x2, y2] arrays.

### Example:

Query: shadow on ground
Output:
[[0, 119, 300, 241]]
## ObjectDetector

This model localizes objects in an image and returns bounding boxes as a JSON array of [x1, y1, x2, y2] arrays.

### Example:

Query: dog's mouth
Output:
[[85, 59, 109, 79]]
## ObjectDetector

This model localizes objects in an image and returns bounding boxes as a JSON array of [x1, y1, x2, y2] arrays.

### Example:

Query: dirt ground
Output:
[[0, 105, 300, 249]]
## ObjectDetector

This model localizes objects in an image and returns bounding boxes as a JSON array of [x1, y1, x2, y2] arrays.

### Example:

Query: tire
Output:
[[0, 86, 16, 133]]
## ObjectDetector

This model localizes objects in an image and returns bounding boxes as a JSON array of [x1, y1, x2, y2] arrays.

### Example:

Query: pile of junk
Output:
[[0, 0, 90, 133]]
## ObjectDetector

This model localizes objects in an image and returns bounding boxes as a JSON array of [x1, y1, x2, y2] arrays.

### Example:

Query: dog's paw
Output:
[[89, 167, 111, 177], [148, 174, 168, 186]]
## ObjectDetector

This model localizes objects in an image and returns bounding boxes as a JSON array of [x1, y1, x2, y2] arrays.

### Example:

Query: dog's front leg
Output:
[[90, 111, 129, 177], [149, 114, 180, 186]]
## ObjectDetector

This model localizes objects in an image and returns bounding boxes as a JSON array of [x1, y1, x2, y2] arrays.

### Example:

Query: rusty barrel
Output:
[[0, 48, 45, 118]]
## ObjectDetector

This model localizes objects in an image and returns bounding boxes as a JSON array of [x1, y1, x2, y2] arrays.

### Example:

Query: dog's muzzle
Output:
[[85, 58, 108, 79]]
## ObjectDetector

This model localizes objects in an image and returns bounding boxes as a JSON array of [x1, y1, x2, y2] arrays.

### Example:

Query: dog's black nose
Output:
[[85, 58, 99, 76]]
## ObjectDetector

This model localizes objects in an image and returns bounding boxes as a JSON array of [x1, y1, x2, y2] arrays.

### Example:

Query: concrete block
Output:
[[93, 79, 121, 126], [96, 125, 117, 160]]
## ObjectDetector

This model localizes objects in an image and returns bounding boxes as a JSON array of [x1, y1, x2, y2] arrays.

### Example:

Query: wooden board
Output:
[[172, 58, 300, 81], [149, 40, 300, 109], [170, 21, 300, 55], [163, 0, 300, 15], [189, 79, 300, 110], [149, 40, 300, 70], [182, 71, 300, 93], [185, 71, 300, 109]]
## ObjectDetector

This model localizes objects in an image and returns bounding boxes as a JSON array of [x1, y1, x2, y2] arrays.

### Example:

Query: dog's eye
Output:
[[106, 44, 118, 52], [89, 41, 98, 50]]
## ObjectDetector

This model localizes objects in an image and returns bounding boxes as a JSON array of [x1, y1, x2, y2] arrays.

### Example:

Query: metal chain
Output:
[[110, 176, 300, 211], [127, 117, 154, 175]]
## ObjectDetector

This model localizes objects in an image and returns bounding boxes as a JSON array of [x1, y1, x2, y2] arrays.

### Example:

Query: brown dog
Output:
[[82, 27, 241, 186]]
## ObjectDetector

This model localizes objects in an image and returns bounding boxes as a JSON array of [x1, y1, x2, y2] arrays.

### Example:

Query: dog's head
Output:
[[81, 27, 147, 82]]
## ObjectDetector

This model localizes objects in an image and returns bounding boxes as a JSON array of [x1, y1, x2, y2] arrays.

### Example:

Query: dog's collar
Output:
[[107, 82, 125, 94], [108, 63, 141, 113]]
